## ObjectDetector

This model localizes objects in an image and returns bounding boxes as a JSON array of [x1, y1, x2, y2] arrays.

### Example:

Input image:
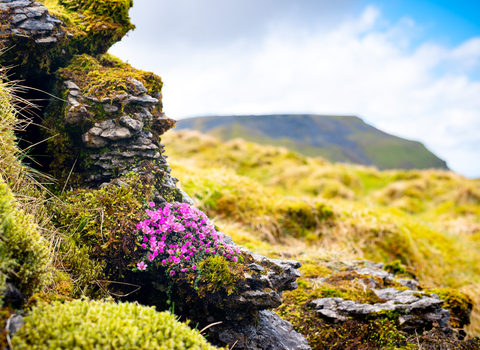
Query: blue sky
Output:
[[373, 0, 480, 46], [110, 0, 480, 178]]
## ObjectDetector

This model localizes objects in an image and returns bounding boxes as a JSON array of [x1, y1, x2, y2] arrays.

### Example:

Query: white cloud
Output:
[[110, 5, 480, 178]]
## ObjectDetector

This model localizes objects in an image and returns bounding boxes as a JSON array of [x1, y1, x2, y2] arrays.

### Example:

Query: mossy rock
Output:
[[0, 180, 52, 300], [0, 0, 135, 79], [57, 53, 163, 101], [41, 53, 175, 186], [12, 299, 220, 349], [429, 288, 473, 328]]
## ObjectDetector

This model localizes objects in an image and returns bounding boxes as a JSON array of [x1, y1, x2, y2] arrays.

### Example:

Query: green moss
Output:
[[43, 0, 134, 55], [196, 255, 240, 296], [12, 299, 219, 349], [429, 288, 473, 328], [161, 186, 183, 203], [0, 181, 52, 299], [58, 54, 163, 99], [52, 173, 156, 283], [299, 263, 332, 279]]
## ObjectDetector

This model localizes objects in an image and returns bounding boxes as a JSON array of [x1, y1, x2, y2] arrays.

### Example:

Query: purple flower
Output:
[[137, 261, 147, 270], [135, 202, 240, 277]]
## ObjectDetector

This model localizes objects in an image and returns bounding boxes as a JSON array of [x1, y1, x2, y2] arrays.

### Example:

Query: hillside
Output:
[[176, 114, 448, 170], [1, 1, 479, 349]]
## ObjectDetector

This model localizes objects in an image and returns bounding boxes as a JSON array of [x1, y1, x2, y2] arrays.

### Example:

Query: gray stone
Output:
[[88, 127, 103, 136], [248, 263, 265, 272], [137, 95, 159, 106], [65, 106, 90, 124], [397, 278, 419, 290], [308, 287, 449, 330], [112, 93, 129, 101], [119, 115, 143, 131], [126, 144, 158, 151], [121, 96, 138, 105], [240, 290, 282, 309], [82, 133, 108, 148], [128, 77, 148, 95], [85, 95, 100, 102], [103, 104, 118, 113], [35, 37, 57, 44], [179, 188, 195, 206], [11, 14, 27, 23], [317, 309, 348, 321], [0, 1, 31, 10], [25, 6, 47, 17], [69, 89, 81, 97], [354, 267, 393, 279], [213, 311, 311, 350], [64, 80, 80, 90], [138, 130, 153, 139], [95, 119, 116, 130], [67, 96, 80, 107], [18, 19, 54, 31], [101, 127, 131, 140], [46, 14, 62, 24]]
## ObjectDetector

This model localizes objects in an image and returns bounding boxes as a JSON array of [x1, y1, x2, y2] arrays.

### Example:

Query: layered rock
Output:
[[0, 0, 134, 79], [41, 54, 181, 205], [277, 259, 476, 349]]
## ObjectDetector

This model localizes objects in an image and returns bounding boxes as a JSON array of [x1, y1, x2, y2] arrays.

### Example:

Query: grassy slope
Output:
[[176, 115, 448, 170], [162, 129, 480, 336]]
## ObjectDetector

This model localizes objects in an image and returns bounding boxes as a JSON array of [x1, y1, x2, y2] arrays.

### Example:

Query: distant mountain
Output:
[[175, 115, 448, 170]]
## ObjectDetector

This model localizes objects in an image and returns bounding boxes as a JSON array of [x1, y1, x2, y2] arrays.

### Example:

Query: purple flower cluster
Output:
[[135, 202, 240, 275]]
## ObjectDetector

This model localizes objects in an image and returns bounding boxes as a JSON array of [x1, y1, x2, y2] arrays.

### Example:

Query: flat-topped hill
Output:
[[176, 114, 448, 170]]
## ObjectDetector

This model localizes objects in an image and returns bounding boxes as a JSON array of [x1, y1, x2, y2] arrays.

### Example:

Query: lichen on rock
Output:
[[276, 259, 477, 349]]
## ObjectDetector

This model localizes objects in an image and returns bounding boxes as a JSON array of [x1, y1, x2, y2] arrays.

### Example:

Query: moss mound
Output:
[[13, 299, 219, 349], [0, 181, 51, 299]]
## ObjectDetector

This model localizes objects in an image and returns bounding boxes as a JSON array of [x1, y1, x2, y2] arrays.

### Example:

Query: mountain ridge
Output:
[[175, 114, 448, 171]]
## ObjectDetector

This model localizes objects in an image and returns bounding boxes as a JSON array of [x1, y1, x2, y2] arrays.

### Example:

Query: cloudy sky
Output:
[[110, 0, 480, 178]]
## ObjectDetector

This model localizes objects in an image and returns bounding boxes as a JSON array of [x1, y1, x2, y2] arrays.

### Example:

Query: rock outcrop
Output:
[[0, 0, 134, 79], [277, 259, 476, 349]]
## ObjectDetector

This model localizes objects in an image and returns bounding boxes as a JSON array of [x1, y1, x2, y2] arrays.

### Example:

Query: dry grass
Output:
[[165, 129, 480, 337]]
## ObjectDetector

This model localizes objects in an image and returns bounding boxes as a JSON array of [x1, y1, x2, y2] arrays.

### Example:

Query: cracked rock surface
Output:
[[211, 310, 311, 350], [200, 234, 309, 349], [308, 260, 451, 331]]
